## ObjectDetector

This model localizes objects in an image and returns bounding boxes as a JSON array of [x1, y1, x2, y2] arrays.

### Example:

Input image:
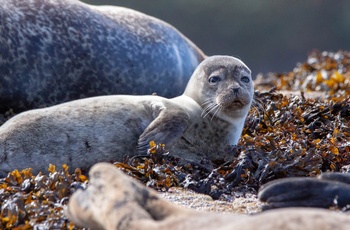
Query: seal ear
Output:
[[137, 109, 190, 154]]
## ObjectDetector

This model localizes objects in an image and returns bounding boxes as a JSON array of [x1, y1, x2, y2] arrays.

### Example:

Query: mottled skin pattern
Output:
[[0, 56, 253, 177], [66, 163, 350, 230], [0, 0, 205, 112]]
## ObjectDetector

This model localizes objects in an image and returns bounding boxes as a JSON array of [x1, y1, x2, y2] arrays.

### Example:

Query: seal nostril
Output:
[[232, 88, 239, 94]]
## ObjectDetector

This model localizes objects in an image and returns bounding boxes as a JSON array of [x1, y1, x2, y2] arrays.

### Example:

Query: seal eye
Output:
[[241, 76, 250, 83], [208, 76, 221, 84]]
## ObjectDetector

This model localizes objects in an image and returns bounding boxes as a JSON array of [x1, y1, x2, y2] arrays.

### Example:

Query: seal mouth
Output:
[[221, 100, 246, 111], [228, 100, 244, 107], [219, 99, 245, 111], [232, 100, 243, 106]]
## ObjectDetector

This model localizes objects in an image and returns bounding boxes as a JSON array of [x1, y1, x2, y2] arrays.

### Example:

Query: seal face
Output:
[[176, 55, 254, 155], [0, 0, 205, 112], [0, 56, 253, 176]]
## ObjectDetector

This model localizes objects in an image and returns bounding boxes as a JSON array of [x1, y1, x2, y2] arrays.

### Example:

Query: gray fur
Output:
[[0, 56, 253, 177], [0, 0, 205, 112]]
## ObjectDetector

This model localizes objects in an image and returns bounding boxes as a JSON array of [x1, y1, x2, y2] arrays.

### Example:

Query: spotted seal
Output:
[[0, 55, 253, 177], [66, 162, 350, 230], [0, 0, 205, 113]]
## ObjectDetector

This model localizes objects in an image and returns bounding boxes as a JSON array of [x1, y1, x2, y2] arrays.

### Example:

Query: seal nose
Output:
[[231, 87, 240, 95]]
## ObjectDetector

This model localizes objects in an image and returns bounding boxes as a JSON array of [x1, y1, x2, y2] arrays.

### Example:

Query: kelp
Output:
[[255, 50, 350, 99], [0, 165, 87, 229]]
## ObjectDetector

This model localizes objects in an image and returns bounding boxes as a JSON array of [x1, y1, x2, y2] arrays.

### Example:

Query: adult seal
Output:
[[0, 56, 254, 177], [0, 0, 205, 113]]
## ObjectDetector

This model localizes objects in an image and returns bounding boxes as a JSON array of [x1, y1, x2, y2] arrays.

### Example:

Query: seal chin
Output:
[[219, 98, 252, 121], [225, 105, 250, 117]]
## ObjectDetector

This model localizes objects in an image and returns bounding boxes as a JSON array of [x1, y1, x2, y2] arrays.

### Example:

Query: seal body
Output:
[[0, 56, 253, 176], [0, 0, 205, 112]]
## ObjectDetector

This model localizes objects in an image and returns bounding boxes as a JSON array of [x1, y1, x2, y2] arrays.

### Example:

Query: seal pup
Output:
[[0, 56, 253, 177], [66, 162, 350, 230], [0, 0, 205, 112]]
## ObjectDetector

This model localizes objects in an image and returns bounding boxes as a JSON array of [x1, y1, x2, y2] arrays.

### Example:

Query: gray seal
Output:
[[0, 0, 205, 113], [0, 55, 253, 177]]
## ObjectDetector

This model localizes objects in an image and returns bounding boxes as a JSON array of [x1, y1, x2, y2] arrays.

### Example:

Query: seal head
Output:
[[183, 56, 253, 145]]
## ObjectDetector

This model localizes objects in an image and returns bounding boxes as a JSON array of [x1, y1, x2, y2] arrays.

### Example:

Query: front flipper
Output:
[[137, 109, 190, 154], [258, 177, 350, 210]]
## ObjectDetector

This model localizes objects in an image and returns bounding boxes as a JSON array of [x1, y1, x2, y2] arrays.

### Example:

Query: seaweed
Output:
[[0, 165, 87, 229]]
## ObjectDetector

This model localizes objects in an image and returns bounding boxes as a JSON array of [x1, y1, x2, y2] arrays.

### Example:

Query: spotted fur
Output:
[[0, 0, 205, 112]]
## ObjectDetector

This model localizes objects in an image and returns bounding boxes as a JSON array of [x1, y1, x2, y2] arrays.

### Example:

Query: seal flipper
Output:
[[137, 109, 190, 154], [258, 177, 350, 210]]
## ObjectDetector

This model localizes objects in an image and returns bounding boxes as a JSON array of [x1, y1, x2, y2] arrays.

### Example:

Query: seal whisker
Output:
[[201, 99, 214, 106], [202, 103, 221, 121], [201, 103, 217, 119], [201, 100, 216, 111], [201, 102, 214, 116], [210, 105, 221, 120], [211, 104, 222, 121]]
